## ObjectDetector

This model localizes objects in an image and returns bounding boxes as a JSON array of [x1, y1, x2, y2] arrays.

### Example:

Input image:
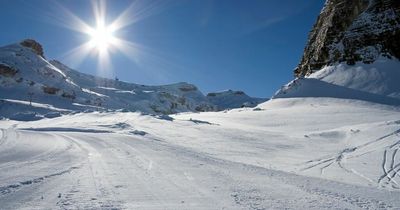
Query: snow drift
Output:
[[274, 58, 400, 106]]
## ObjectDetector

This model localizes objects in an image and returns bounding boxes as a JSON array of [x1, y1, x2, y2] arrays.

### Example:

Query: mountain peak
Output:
[[206, 90, 267, 110], [294, 0, 400, 77], [20, 39, 44, 58]]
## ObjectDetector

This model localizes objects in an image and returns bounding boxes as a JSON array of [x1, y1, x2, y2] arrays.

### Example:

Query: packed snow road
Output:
[[1, 98, 400, 209], [0, 128, 399, 209]]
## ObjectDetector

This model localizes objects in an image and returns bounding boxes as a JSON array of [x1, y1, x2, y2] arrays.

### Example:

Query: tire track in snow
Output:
[[0, 165, 80, 196], [0, 128, 86, 199], [56, 134, 124, 209]]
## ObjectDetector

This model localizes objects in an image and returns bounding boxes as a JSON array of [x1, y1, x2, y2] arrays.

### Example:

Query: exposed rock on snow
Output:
[[20, 39, 45, 58], [0, 63, 18, 77]]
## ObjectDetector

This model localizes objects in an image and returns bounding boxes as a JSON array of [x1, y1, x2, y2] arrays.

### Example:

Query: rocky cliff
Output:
[[294, 0, 400, 77]]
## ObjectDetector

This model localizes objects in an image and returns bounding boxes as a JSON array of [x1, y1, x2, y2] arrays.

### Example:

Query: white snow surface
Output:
[[1, 97, 400, 209], [309, 58, 400, 99], [274, 58, 400, 105]]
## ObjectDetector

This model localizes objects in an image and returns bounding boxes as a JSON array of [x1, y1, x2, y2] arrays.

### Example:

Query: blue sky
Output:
[[0, 0, 324, 97]]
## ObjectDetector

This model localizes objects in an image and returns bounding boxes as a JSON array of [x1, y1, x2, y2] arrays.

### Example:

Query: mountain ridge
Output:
[[0, 39, 266, 119]]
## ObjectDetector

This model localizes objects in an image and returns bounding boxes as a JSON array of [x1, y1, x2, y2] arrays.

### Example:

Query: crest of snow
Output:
[[1, 99, 70, 112], [308, 58, 400, 98], [81, 88, 107, 97], [274, 57, 400, 104]]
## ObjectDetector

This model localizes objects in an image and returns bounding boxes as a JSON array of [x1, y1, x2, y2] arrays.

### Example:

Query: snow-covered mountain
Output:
[[206, 90, 267, 110], [0, 39, 265, 119], [276, 0, 400, 104]]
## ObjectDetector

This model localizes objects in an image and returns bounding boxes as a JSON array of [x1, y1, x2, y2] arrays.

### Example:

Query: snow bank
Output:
[[274, 58, 400, 105]]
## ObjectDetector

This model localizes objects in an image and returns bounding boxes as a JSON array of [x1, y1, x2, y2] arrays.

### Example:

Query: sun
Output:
[[58, 0, 169, 73], [87, 23, 116, 53]]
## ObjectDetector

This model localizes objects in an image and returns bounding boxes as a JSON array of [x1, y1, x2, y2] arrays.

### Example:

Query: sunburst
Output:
[[52, 0, 168, 75]]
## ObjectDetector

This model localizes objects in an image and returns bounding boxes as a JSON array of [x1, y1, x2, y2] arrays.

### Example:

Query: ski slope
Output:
[[1, 97, 400, 209]]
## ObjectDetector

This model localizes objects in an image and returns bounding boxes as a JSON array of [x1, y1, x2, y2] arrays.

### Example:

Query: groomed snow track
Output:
[[1, 125, 400, 209]]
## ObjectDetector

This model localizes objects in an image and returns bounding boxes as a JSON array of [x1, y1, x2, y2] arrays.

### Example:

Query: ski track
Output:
[[301, 128, 400, 190], [0, 127, 400, 209]]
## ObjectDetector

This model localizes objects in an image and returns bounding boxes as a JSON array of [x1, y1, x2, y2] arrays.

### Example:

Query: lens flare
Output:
[[48, 0, 170, 76]]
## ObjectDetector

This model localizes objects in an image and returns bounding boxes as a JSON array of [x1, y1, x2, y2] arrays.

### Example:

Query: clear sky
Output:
[[0, 0, 324, 98]]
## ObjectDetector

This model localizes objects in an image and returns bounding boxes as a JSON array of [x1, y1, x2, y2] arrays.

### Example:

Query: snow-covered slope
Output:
[[308, 58, 400, 99], [50, 60, 215, 114], [0, 42, 105, 116], [274, 58, 400, 106], [1, 97, 400, 209], [206, 90, 267, 110], [0, 40, 266, 119], [0, 40, 218, 117]]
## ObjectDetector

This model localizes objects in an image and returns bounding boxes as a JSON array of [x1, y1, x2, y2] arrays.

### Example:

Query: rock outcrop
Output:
[[294, 0, 400, 77], [0, 63, 18, 77], [20, 39, 45, 58]]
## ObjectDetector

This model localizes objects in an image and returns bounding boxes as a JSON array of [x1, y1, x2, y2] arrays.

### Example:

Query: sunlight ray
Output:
[[91, 0, 107, 27], [48, 1, 94, 34], [50, 0, 175, 77], [60, 42, 94, 69], [109, 0, 169, 32]]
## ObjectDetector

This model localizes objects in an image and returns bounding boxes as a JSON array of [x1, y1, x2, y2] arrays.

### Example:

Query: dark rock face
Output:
[[295, 0, 400, 77], [42, 86, 60, 94], [178, 83, 198, 92], [20, 39, 45, 58], [0, 64, 18, 77]]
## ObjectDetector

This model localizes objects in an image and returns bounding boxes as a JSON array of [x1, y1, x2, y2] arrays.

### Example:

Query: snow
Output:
[[1, 96, 400, 209], [8, 112, 44, 121], [1, 99, 70, 112], [50, 60, 217, 114], [309, 58, 400, 99], [206, 90, 267, 110], [274, 58, 400, 106]]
